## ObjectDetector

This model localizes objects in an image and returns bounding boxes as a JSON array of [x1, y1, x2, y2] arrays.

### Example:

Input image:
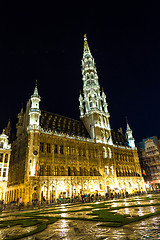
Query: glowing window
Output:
[[105, 166, 108, 175]]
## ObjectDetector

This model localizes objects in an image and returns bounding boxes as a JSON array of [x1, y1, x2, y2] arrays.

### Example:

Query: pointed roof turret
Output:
[[126, 116, 131, 130], [32, 80, 38, 97], [125, 117, 135, 148]]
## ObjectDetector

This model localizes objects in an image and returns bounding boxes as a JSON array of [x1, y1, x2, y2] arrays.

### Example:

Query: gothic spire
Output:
[[32, 80, 39, 97], [126, 116, 131, 130], [125, 118, 135, 148], [79, 35, 112, 144], [83, 34, 92, 57], [80, 35, 108, 115]]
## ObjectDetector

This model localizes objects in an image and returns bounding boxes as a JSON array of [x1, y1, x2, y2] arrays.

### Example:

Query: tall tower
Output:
[[29, 81, 41, 128], [28, 82, 41, 177], [126, 120, 135, 148], [79, 34, 112, 144]]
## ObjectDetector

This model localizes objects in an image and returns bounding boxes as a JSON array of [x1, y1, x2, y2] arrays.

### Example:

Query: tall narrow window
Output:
[[3, 168, 7, 177], [105, 166, 108, 175], [73, 167, 76, 176], [68, 167, 71, 176], [0, 142, 3, 148], [110, 166, 113, 175], [40, 165, 44, 176], [5, 154, 8, 163], [103, 147, 107, 158], [60, 145, 64, 154], [108, 147, 112, 159], [40, 142, 44, 152], [0, 153, 3, 162], [60, 167, 64, 176], [47, 143, 51, 153], [79, 148, 81, 156], [54, 144, 58, 154], [79, 167, 82, 176], [47, 165, 50, 176], [84, 168, 87, 176]]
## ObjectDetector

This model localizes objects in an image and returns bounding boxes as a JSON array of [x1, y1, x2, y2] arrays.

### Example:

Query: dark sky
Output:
[[1, 2, 160, 142]]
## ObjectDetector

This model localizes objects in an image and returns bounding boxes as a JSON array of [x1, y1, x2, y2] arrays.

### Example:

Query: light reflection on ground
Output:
[[115, 205, 160, 217], [21, 217, 160, 240], [1, 194, 160, 239]]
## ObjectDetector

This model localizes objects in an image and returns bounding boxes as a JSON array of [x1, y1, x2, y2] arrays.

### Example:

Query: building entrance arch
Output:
[[106, 178, 114, 196], [49, 185, 56, 203], [31, 185, 39, 202], [41, 185, 48, 201]]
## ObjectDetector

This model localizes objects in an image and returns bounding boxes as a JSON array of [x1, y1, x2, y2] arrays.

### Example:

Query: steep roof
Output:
[[111, 129, 130, 147], [40, 110, 90, 138]]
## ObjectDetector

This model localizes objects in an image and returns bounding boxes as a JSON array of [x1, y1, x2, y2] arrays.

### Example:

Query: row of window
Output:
[[116, 171, 140, 177], [0, 167, 7, 177], [40, 143, 51, 153], [152, 175, 160, 180], [39, 143, 134, 162], [151, 166, 160, 174], [38, 166, 101, 176], [146, 150, 159, 155], [0, 153, 9, 163], [40, 143, 100, 158], [145, 157, 160, 164], [146, 146, 156, 150], [116, 153, 133, 162], [105, 166, 113, 175]]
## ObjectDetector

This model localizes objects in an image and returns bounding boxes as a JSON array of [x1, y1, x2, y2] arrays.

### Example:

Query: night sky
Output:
[[1, 2, 160, 142]]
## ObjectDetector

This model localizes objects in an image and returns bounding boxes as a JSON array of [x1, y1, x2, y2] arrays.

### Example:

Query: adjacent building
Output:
[[5, 35, 145, 204], [137, 136, 160, 191], [0, 130, 11, 201]]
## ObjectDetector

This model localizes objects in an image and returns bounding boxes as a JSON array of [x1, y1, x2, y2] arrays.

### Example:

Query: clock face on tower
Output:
[[33, 150, 38, 156]]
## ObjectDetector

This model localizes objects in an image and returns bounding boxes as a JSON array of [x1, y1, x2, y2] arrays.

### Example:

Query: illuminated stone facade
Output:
[[6, 36, 145, 204], [0, 130, 11, 201]]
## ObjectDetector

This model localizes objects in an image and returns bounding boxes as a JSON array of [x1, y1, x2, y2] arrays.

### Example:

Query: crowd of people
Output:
[[0, 189, 159, 212]]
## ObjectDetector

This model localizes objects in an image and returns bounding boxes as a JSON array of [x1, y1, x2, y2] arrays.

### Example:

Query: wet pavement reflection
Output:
[[21, 216, 160, 240], [1, 194, 160, 239]]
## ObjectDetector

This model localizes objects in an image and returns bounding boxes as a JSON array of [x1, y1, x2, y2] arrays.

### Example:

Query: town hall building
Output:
[[5, 35, 145, 204]]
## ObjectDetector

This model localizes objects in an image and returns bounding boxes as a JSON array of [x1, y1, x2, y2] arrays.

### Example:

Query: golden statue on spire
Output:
[[84, 33, 87, 40]]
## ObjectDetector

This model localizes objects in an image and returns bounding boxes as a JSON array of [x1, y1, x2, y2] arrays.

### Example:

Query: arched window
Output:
[[110, 166, 113, 175], [105, 166, 108, 175], [103, 117, 107, 127], [0, 142, 3, 148], [73, 167, 77, 176], [108, 147, 112, 159], [103, 147, 107, 158], [68, 167, 71, 176], [90, 168, 93, 176], [79, 167, 83, 176]]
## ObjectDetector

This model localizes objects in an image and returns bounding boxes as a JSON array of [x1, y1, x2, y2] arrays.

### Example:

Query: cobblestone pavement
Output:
[[0, 194, 160, 239]]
